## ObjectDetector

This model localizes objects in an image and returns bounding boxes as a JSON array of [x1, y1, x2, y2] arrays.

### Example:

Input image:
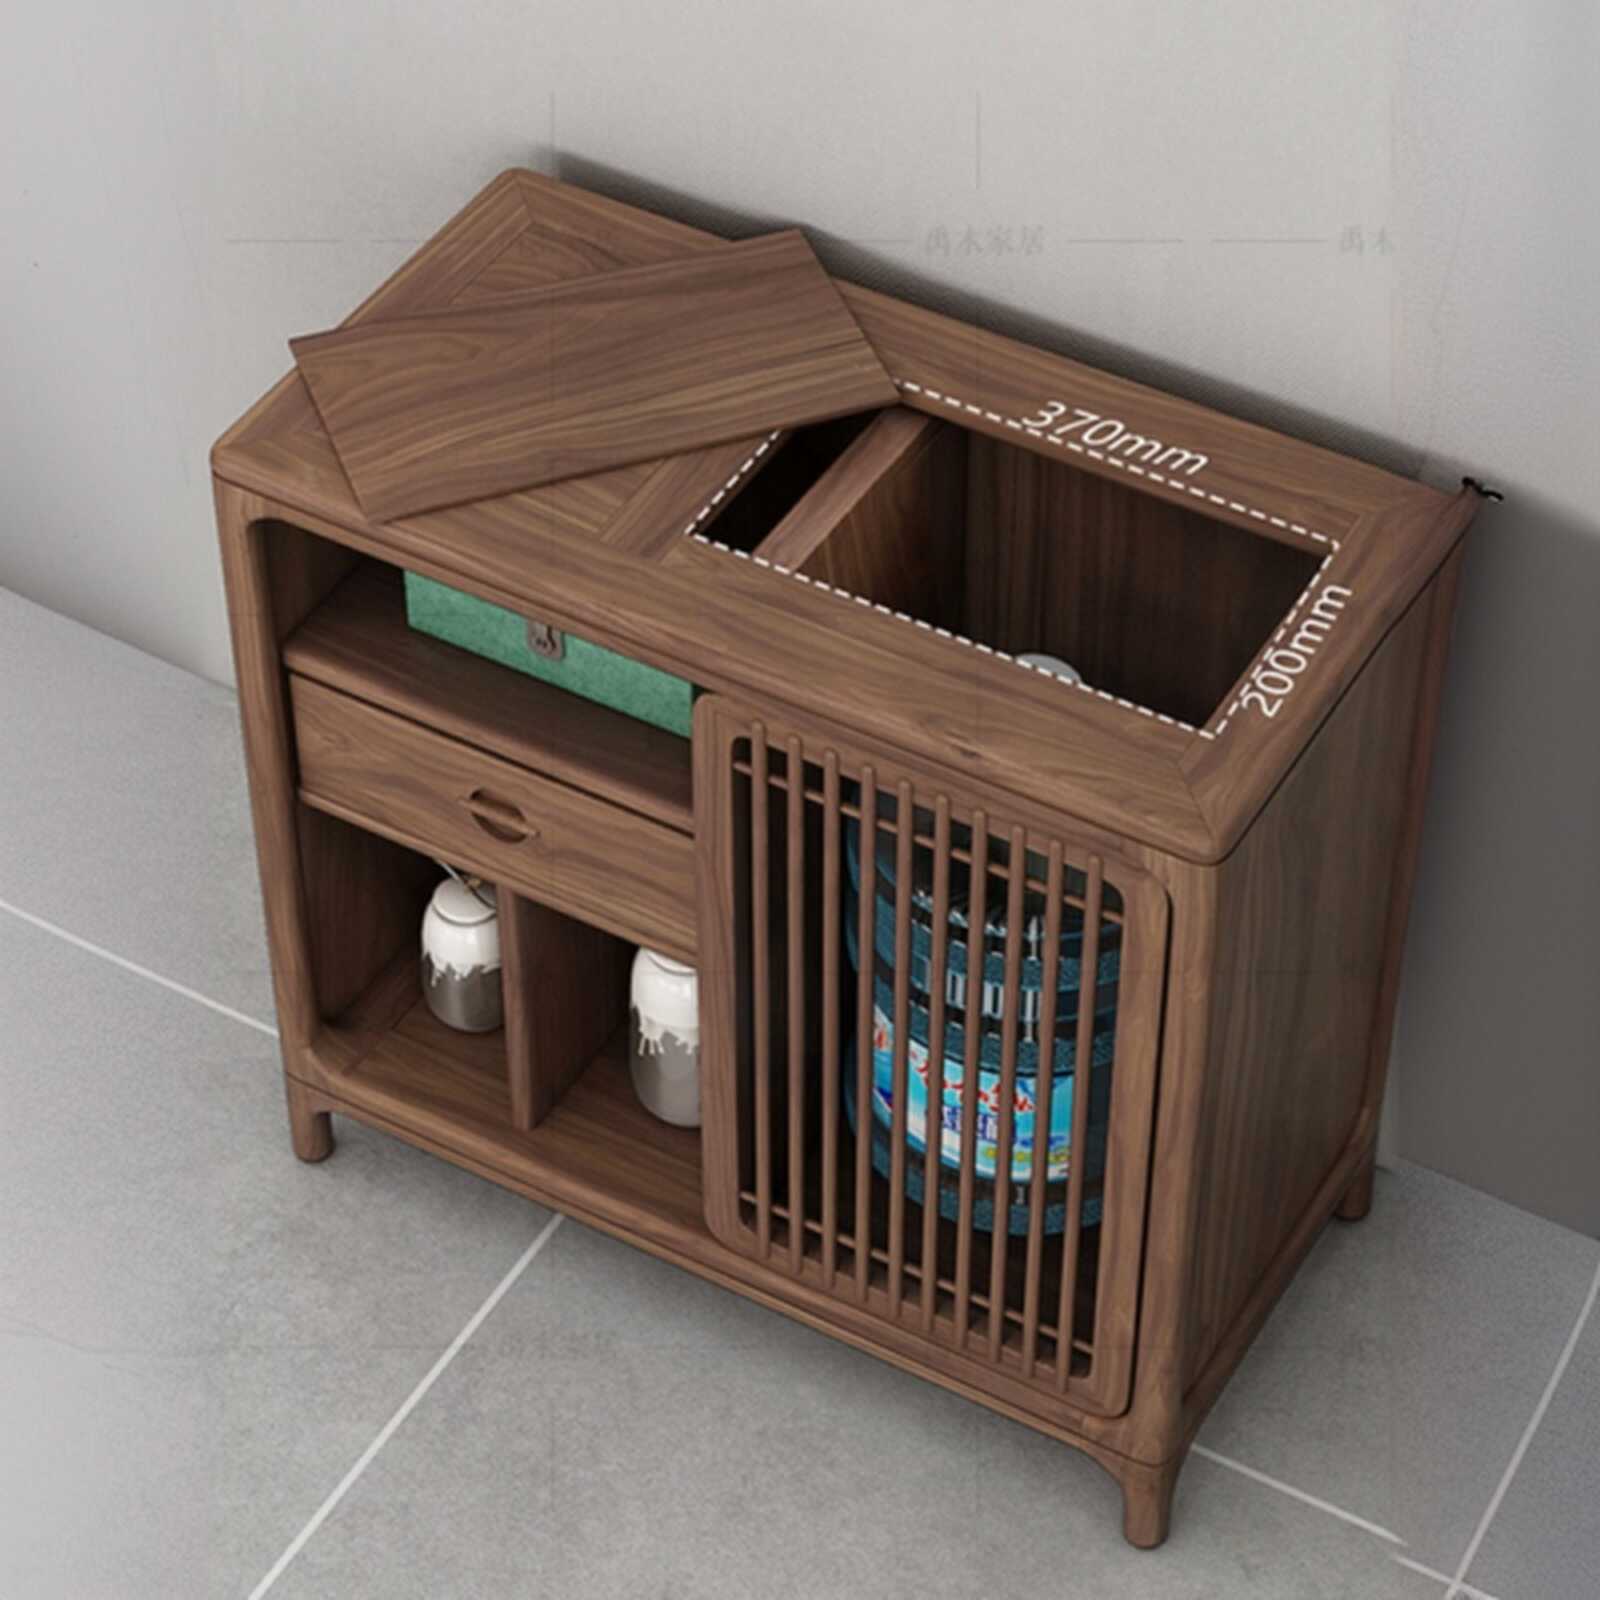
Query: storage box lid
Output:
[[290, 230, 896, 521]]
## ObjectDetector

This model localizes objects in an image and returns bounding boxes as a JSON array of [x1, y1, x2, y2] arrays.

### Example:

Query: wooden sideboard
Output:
[[213, 168, 1475, 1547]]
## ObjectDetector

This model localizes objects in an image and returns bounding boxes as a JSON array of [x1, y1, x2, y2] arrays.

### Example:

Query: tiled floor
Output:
[[2, 584, 1595, 1600]]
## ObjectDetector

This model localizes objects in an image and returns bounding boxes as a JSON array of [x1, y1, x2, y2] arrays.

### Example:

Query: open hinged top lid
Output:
[[213, 169, 1477, 865], [289, 229, 896, 520]]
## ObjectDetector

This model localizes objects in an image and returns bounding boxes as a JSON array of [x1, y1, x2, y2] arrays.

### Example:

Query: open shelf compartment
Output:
[[285, 557, 694, 834], [294, 808, 707, 1238]]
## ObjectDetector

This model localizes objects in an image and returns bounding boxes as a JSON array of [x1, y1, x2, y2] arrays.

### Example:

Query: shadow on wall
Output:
[[551, 151, 1433, 486], [1397, 490, 1600, 1238]]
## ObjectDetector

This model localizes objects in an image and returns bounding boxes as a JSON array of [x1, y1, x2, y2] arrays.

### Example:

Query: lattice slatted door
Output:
[[695, 696, 1170, 1417]]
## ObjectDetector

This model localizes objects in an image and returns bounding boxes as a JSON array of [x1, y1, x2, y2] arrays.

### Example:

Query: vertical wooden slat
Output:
[[886, 780, 915, 1317], [1020, 843, 1065, 1374], [785, 736, 807, 1274], [986, 825, 1028, 1361], [920, 796, 953, 1332], [1057, 854, 1105, 1392], [853, 768, 878, 1299], [695, 704, 745, 1249], [820, 751, 842, 1289], [750, 723, 772, 1258], [953, 809, 989, 1345]]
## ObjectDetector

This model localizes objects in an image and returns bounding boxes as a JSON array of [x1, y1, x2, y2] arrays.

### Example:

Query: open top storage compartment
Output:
[[703, 410, 881, 553], [741, 412, 1323, 731]]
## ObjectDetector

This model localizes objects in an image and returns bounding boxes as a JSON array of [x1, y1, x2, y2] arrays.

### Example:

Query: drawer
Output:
[[289, 676, 696, 961]]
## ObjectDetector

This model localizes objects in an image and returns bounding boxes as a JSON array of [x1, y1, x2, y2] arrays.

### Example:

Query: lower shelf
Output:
[[311, 950, 707, 1245], [295, 949, 1123, 1448]]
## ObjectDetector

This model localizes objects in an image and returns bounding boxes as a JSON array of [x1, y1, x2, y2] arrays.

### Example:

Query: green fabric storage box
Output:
[[403, 572, 695, 738]]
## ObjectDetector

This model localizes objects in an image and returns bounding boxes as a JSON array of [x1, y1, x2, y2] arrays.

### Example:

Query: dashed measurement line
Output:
[[683, 381, 1348, 742], [897, 380, 1341, 551], [680, 432, 783, 538], [1019, 399, 1209, 476], [689, 523, 1202, 734], [1211, 563, 1353, 735]]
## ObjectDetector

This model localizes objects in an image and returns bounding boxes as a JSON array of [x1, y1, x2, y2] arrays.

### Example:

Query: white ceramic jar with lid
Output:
[[421, 876, 503, 1033], [629, 948, 701, 1127]]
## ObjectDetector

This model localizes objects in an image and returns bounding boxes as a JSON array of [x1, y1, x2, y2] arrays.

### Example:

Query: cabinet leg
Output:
[[286, 1076, 334, 1163], [1120, 1455, 1181, 1549], [1335, 1147, 1377, 1222]]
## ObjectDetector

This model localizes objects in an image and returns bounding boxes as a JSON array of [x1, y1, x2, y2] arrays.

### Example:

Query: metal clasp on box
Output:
[[525, 618, 565, 661]]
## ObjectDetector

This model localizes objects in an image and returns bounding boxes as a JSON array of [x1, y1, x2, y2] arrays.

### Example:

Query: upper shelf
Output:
[[284, 561, 694, 834], [214, 168, 1477, 864]]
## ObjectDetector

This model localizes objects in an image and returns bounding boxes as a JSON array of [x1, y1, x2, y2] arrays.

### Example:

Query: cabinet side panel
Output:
[[214, 485, 321, 1055], [1181, 587, 1434, 1386]]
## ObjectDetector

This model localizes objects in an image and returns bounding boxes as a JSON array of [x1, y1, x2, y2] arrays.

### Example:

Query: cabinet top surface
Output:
[[213, 169, 1473, 864]]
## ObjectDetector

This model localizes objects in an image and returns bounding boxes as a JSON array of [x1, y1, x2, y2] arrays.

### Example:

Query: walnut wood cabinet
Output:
[[213, 170, 1475, 1548]]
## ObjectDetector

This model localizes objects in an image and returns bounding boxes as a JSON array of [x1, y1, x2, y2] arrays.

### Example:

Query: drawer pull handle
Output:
[[464, 788, 536, 845]]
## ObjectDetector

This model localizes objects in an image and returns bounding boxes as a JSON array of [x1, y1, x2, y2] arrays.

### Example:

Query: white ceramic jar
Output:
[[629, 948, 701, 1127], [421, 877, 503, 1033]]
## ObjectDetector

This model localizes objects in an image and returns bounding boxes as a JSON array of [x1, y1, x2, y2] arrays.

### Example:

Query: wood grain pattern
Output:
[[218, 170, 1482, 862], [284, 1073, 334, 1163], [1180, 489, 1477, 844], [292, 231, 896, 519], [288, 973, 1141, 1445], [694, 412, 877, 555], [289, 675, 697, 962], [1179, 584, 1431, 1387], [693, 694, 1169, 1420], [239, 479, 1214, 857], [214, 168, 816, 582], [758, 410, 965, 628], [1353, 543, 1466, 1151], [499, 889, 631, 1131], [837, 279, 1419, 541], [770, 416, 1325, 730], [599, 434, 777, 559], [298, 801, 437, 1020], [214, 166, 1478, 1552], [214, 485, 324, 1054], [213, 172, 711, 545], [963, 435, 1320, 728], [1333, 537, 1466, 1233]]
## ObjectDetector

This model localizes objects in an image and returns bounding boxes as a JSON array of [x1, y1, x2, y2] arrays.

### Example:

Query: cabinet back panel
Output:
[[963, 438, 1321, 728]]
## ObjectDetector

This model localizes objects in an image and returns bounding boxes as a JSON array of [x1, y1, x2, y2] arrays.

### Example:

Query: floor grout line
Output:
[[0, 894, 280, 1040], [8, 892, 1571, 1589], [246, 1211, 565, 1600], [1190, 1443, 1406, 1546], [1441, 1254, 1600, 1599], [1392, 1554, 1502, 1599]]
